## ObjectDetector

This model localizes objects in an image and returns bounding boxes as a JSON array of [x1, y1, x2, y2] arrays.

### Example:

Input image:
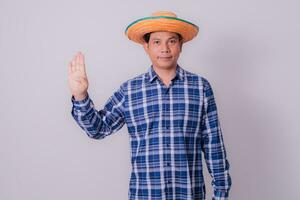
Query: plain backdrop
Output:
[[1, 0, 299, 199]]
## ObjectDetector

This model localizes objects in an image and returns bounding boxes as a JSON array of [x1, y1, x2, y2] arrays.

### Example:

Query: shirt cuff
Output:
[[212, 190, 230, 200], [71, 93, 92, 112]]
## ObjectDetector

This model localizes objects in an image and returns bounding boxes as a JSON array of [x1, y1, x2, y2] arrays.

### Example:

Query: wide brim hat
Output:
[[125, 11, 199, 45]]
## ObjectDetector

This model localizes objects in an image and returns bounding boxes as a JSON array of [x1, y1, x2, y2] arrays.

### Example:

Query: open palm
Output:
[[68, 52, 89, 100]]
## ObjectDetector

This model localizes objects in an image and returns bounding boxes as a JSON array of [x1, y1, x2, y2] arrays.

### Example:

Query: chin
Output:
[[155, 61, 176, 69]]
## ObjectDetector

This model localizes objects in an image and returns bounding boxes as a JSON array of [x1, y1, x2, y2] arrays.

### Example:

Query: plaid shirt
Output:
[[71, 65, 232, 200]]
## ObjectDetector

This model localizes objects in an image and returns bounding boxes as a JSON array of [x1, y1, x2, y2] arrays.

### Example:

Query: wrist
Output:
[[73, 92, 88, 101]]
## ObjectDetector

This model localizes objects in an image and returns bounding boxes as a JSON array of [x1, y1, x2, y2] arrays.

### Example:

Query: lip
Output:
[[159, 56, 172, 59]]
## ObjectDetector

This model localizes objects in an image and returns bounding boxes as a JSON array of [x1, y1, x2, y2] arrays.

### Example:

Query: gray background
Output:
[[1, 0, 299, 199]]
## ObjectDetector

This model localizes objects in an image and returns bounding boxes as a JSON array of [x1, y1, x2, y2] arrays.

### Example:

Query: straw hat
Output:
[[125, 11, 199, 44]]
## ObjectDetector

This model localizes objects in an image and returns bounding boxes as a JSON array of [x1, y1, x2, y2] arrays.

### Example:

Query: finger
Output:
[[68, 62, 73, 75], [79, 52, 86, 74], [77, 52, 83, 71], [72, 58, 77, 72], [75, 53, 80, 71], [76, 52, 81, 70], [71, 54, 77, 71], [78, 52, 83, 65]]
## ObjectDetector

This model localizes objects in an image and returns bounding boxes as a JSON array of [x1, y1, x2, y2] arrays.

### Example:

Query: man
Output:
[[68, 11, 232, 200]]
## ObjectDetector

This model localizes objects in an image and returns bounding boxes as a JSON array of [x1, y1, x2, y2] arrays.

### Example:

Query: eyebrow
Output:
[[151, 36, 179, 40]]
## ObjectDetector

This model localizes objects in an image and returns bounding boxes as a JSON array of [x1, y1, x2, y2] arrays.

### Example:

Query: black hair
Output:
[[143, 32, 183, 43]]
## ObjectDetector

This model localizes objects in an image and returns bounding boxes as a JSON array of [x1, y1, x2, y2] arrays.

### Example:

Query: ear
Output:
[[143, 42, 149, 55], [179, 42, 183, 52]]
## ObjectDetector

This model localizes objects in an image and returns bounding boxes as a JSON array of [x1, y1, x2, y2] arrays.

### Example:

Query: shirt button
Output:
[[167, 180, 171, 184]]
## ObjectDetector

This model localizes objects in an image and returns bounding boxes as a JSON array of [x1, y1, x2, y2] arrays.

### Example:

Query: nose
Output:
[[161, 42, 170, 53]]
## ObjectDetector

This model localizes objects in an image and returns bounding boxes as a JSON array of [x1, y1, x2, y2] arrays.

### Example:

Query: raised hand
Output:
[[68, 52, 89, 101]]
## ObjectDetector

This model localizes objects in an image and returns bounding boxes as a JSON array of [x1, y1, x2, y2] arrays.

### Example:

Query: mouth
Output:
[[158, 56, 172, 60]]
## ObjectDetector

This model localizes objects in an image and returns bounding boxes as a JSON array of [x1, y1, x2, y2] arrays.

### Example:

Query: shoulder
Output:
[[183, 68, 211, 89], [118, 71, 147, 92], [183, 69, 216, 102]]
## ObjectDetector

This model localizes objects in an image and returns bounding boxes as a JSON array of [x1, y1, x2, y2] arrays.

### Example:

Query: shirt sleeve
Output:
[[200, 78, 232, 200], [71, 84, 126, 139]]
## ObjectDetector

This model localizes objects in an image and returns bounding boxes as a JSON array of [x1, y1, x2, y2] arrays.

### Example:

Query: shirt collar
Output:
[[146, 64, 185, 84]]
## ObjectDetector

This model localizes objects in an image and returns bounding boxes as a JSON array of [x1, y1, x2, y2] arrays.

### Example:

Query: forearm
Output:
[[202, 122, 232, 199], [71, 93, 109, 139]]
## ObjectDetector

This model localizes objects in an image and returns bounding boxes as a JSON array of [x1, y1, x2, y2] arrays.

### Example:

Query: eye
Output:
[[169, 39, 178, 44], [153, 40, 160, 45]]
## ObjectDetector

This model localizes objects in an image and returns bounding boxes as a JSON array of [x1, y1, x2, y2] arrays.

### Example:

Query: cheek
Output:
[[147, 52, 157, 63], [172, 48, 181, 57], [149, 49, 159, 58]]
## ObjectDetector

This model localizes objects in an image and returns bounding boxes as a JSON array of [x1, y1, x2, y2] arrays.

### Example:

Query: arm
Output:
[[71, 85, 126, 139], [68, 51, 125, 139], [200, 78, 232, 200]]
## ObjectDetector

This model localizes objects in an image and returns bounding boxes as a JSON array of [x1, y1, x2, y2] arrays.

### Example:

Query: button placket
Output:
[[162, 86, 173, 192]]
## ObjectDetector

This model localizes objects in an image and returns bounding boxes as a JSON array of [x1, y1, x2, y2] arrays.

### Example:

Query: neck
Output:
[[152, 64, 177, 86]]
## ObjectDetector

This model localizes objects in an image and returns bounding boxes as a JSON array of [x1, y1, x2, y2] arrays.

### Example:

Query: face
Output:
[[143, 31, 182, 70]]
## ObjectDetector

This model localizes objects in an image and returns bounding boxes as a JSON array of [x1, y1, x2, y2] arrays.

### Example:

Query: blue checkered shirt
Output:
[[71, 65, 232, 200]]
